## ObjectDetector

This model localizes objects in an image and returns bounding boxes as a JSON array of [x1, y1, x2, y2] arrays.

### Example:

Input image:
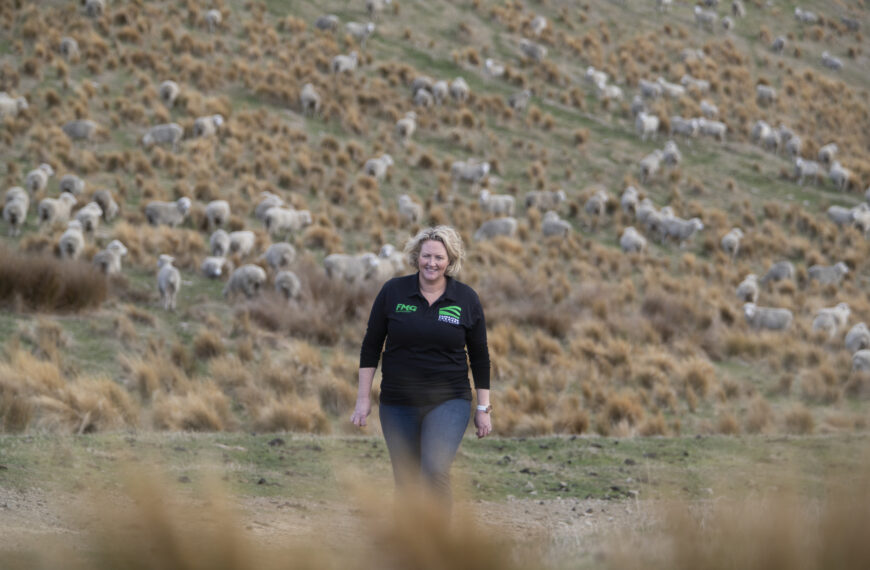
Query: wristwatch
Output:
[[476, 404, 492, 413]]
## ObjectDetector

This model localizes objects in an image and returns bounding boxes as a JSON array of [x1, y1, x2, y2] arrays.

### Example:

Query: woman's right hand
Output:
[[350, 397, 371, 427]]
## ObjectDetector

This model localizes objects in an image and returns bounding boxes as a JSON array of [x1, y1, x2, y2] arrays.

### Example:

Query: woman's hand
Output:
[[351, 397, 371, 427], [474, 409, 492, 438]]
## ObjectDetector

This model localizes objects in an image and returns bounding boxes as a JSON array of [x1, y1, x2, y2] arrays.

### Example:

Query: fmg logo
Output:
[[395, 303, 417, 313]]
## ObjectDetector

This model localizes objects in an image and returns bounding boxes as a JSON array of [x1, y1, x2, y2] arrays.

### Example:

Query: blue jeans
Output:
[[379, 399, 471, 502]]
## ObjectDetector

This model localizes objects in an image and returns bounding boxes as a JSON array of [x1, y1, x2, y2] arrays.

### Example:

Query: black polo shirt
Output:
[[360, 273, 490, 406]]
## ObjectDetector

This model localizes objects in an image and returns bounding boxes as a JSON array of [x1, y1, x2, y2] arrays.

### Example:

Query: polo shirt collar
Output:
[[408, 272, 457, 301]]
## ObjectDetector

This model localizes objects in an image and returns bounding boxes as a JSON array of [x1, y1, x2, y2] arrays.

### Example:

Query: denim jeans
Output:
[[379, 398, 471, 503]]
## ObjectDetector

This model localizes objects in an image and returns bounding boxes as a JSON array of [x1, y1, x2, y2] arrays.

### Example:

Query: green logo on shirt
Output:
[[396, 303, 417, 313], [438, 306, 461, 324]]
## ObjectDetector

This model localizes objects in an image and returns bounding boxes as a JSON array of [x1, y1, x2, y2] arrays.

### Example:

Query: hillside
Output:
[[2, 0, 870, 437]]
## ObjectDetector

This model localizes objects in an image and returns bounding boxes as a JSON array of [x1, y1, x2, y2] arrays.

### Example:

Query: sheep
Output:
[[508, 89, 532, 112], [662, 216, 704, 247], [365, 0, 392, 19], [583, 189, 609, 220], [732, 0, 746, 17], [62, 119, 99, 141], [662, 140, 681, 167], [59, 174, 85, 196], [698, 119, 727, 141], [85, 0, 105, 18], [92, 189, 119, 221], [812, 303, 851, 338], [841, 17, 861, 32], [479, 189, 515, 216], [449, 77, 470, 103], [635, 198, 657, 228], [821, 52, 843, 72], [619, 227, 647, 253], [700, 100, 718, 118], [451, 160, 490, 191], [431, 80, 448, 105], [254, 192, 284, 221], [595, 80, 623, 103], [395, 111, 417, 144], [300, 83, 321, 116], [410, 76, 433, 96], [473, 217, 518, 241], [761, 128, 781, 154], [630, 95, 646, 118], [144, 197, 191, 227], [756, 84, 776, 106], [853, 205, 870, 235], [818, 143, 838, 166], [524, 190, 566, 211], [74, 201, 103, 233], [57, 220, 84, 260], [59, 36, 82, 60], [635, 112, 660, 141], [721, 16, 734, 31], [192, 114, 223, 138], [845, 323, 870, 354], [794, 158, 822, 186], [657, 77, 686, 99], [275, 270, 302, 300], [655, 0, 673, 12], [669, 116, 699, 139], [413, 89, 434, 108], [210, 229, 230, 257], [638, 79, 663, 100], [829, 162, 852, 192], [585, 67, 608, 87], [784, 135, 802, 159], [37, 192, 77, 227], [519, 39, 547, 62], [93, 240, 128, 275], [620, 186, 639, 215], [201, 256, 230, 279], [852, 350, 870, 372], [331, 51, 359, 74], [346, 22, 375, 47], [694, 6, 717, 31], [263, 207, 313, 236], [228, 230, 256, 257], [314, 14, 339, 31], [205, 9, 222, 33], [542, 211, 571, 238], [736, 274, 759, 303], [794, 7, 818, 25], [760, 260, 795, 285], [720, 228, 744, 260], [397, 194, 423, 224], [0, 93, 28, 118], [744, 303, 793, 331], [363, 154, 394, 180], [26, 163, 55, 194], [142, 123, 184, 151], [808, 262, 849, 286], [827, 205, 857, 226], [156, 255, 181, 310], [639, 150, 664, 184], [323, 252, 380, 284], [770, 36, 786, 54], [263, 242, 296, 271], [205, 199, 230, 229], [529, 15, 548, 36], [223, 264, 267, 299], [3, 189, 28, 236], [484, 58, 505, 78]]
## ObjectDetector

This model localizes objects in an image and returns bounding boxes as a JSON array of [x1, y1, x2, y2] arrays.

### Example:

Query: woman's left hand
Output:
[[474, 410, 492, 439]]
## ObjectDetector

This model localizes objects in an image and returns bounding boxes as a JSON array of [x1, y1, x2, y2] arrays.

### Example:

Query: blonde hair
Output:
[[404, 226, 464, 277]]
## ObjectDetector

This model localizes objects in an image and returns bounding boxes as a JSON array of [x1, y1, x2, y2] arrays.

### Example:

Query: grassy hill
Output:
[[1, 0, 870, 438]]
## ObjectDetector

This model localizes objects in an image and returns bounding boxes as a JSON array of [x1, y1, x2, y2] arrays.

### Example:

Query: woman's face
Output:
[[418, 239, 449, 284]]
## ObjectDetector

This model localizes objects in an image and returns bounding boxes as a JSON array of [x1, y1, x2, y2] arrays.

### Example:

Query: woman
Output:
[[351, 226, 491, 504]]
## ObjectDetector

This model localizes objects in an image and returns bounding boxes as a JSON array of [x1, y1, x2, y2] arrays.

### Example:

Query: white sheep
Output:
[[346, 22, 375, 47], [635, 112, 660, 141], [732, 0, 746, 17], [595, 80, 623, 103], [794, 158, 822, 185], [852, 350, 870, 372], [528, 15, 547, 36], [413, 89, 434, 108], [519, 39, 547, 62], [397, 194, 423, 224], [508, 89, 531, 112], [700, 100, 718, 118], [720, 228, 744, 260], [808, 262, 849, 286], [410, 76, 433, 96], [157, 254, 181, 311], [638, 79, 663, 100], [657, 77, 686, 99], [662, 140, 681, 167], [542, 211, 572, 238], [93, 189, 119, 222], [144, 197, 191, 227], [681, 75, 710, 94], [378, 244, 406, 274], [0, 92, 28, 118], [479, 189, 515, 216], [841, 17, 860, 32], [432, 80, 449, 105], [85, 0, 104, 18], [694, 6, 717, 31], [484, 58, 505, 78], [3, 192, 28, 236], [794, 7, 818, 25], [630, 95, 646, 118], [721, 16, 734, 31], [142, 123, 184, 151], [770, 36, 786, 54], [818, 143, 838, 166], [263, 242, 296, 271], [784, 135, 802, 159], [635, 198, 657, 228], [254, 192, 284, 221], [323, 252, 380, 284], [365, 0, 392, 19], [205, 199, 230, 229], [619, 226, 647, 253], [812, 303, 851, 338], [314, 14, 339, 31], [300, 83, 321, 116], [751, 120, 772, 143], [756, 84, 776, 106], [223, 264, 267, 299], [59, 174, 85, 196], [584, 66, 608, 87], [62, 119, 99, 141], [821, 52, 843, 72], [159, 81, 180, 108], [760, 260, 795, 285], [583, 189, 609, 220], [669, 116, 700, 139], [698, 119, 727, 141], [473, 217, 518, 241], [363, 154, 394, 180], [263, 207, 312, 236], [761, 128, 781, 154], [74, 201, 103, 233], [524, 189, 566, 211], [26, 163, 55, 194], [662, 216, 704, 247], [331, 51, 359, 74], [845, 323, 870, 354], [395, 111, 417, 144], [201, 256, 230, 279], [736, 274, 759, 303], [205, 9, 222, 33], [829, 162, 852, 192], [193, 114, 223, 138], [93, 240, 128, 275], [639, 150, 664, 184], [449, 77, 470, 103], [37, 192, 77, 227], [655, 0, 673, 12], [275, 270, 302, 300], [853, 206, 870, 235], [228, 230, 256, 257], [451, 160, 490, 191], [827, 204, 857, 226], [620, 186, 639, 215], [744, 303, 793, 330]]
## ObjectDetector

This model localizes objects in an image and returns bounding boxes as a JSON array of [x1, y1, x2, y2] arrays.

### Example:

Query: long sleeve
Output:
[[466, 293, 490, 389], [359, 284, 388, 369]]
